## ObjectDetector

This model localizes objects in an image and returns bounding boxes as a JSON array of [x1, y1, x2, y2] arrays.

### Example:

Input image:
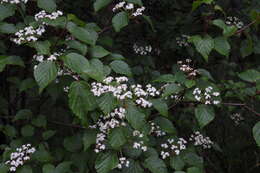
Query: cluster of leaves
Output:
[[0, 0, 260, 173]]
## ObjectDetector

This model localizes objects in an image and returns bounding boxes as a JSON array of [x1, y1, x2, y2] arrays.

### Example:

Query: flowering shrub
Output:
[[0, 0, 260, 173]]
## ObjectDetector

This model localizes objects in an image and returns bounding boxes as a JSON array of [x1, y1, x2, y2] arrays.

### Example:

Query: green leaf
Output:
[[67, 22, 98, 46], [37, 0, 57, 12], [197, 69, 214, 81], [0, 22, 17, 33], [112, 12, 129, 32], [55, 161, 72, 173], [33, 149, 53, 163], [253, 121, 260, 147], [122, 160, 144, 173], [19, 78, 36, 92], [13, 109, 32, 121], [82, 129, 97, 151], [34, 61, 58, 92], [150, 99, 168, 117], [143, 156, 168, 173], [190, 35, 214, 61], [29, 41, 51, 55], [42, 130, 56, 140], [154, 74, 176, 83], [153, 117, 176, 134], [187, 167, 203, 173], [0, 56, 24, 72], [108, 127, 126, 149], [110, 60, 132, 76], [238, 69, 260, 83], [89, 45, 110, 58], [0, 4, 15, 21], [95, 152, 118, 173], [32, 115, 47, 128], [163, 83, 183, 97], [192, 0, 213, 11], [17, 165, 32, 173], [0, 163, 9, 173], [170, 156, 185, 171], [66, 40, 88, 55], [212, 19, 237, 37], [69, 81, 97, 119], [195, 105, 215, 128], [240, 39, 254, 58], [94, 0, 112, 12], [63, 53, 90, 74], [126, 104, 146, 130], [21, 125, 35, 137], [182, 153, 203, 167], [84, 59, 105, 81], [63, 135, 82, 152], [98, 93, 117, 114], [214, 37, 231, 56], [42, 164, 55, 173], [4, 125, 16, 138]]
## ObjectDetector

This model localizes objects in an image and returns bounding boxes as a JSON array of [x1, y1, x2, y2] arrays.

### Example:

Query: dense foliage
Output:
[[0, 0, 260, 173]]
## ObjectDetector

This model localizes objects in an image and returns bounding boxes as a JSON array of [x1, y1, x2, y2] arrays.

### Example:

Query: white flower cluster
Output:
[[189, 131, 213, 149], [160, 138, 187, 159], [230, 113, 244, 125], [91, 76, 160, 108], [5, 144, 36, 172], [63, 86, 69, 93], [225, 16, 244, 29], [132, 130, 147, 152], [0, 0, 28, 4], [112, 1, 145, 17], [176, 35, 190, 47], [89, 107, 127, 153], [133, 43, 152, 55], [33, 52, 62, 63], [193, 86, 221, 105], [177, 59, 198, 77], [117, 157, 130, 169], [35, 10, 63, 22], [12, 25, 46, 45], [150, 122, 166, 137]]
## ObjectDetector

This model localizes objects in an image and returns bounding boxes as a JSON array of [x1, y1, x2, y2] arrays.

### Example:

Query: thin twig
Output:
[[222, 102, 260, 116], [236, 19, 258, 34]]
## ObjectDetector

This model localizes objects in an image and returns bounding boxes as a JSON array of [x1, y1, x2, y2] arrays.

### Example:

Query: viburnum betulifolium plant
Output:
[[0, 0, 260, 173]]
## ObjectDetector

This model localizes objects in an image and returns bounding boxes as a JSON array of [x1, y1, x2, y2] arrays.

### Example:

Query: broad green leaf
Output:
[[32, 115, 47, 128], [154, 74, 176, 83], [89, 45, 110, 58], [187, 167, 203, 173], [108, 127, 126, 149], [42, 130, 56, 140], [98, 93, 117, 114], [0, 56, 25, 72], [95, 152, 118, 173], [170, 156, 185, 171], [153, 117, 176, 134], [34, 61, 58, 92], [212, 19, 237, 37], [82, 129, 97, 151], [4, 125, 16, 138], [253, 121, 260, 147], [33, 148, 53, 163], [84, 59, 105, 81], [143, 156, 168, 173], [37, 0, 57, 12], [143, 15, 156, 32], [29, 41, 51, 55], [126, 104, 146, 130], [0, 4, 15, 21], [21, 125, 34, 137], [13, 109, 32, 121], [122, 160, 144, 173], [238, 69, 260, 83], [197, 69, 214, 81], [163, 83, 183, 97], [67, 13, 85, 26], [182, 153, 203, 167], [42, 164, 55, 173], [67, 22, 98, 46], [63, 53, 90, 74], [190, 35, 214, 61], [94, 0, 113, 12], [150, 99, 168, 117], [214, 37, 230, 56], [55, 161, 72, 173], [112, 12, 129, 32], [66, 40, 88, 55], [195, 105, 215, 128], [192, 0, 213, 11], [19, 78, 36, 92], [0, 163, 9, 173], [63, 135, 82, 152], [17, 165, 32, 173], [110, 60, 132, 76], [0, 22, 17, 33], [69, 81, 97, 119], [240, 39, 254, 58]]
